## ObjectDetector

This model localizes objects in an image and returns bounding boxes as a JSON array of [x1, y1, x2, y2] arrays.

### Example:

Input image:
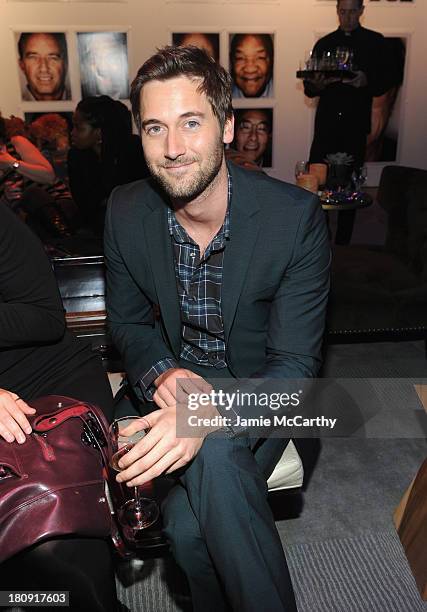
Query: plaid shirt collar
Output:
[[167, 170, 232, 246]]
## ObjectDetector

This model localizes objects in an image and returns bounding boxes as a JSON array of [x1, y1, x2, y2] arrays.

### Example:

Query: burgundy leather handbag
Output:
[[0, 395, 113, 563]]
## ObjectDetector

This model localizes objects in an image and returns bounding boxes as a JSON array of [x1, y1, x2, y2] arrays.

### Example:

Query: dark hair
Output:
[[172, 33, 220, 63], [76, 95, 133, 173], [17, 32, 68, 64], [234, 107, 272, 134], [337, 0, 363, 7], [130, 45, 233, 132], [229, 33, 274, 79]]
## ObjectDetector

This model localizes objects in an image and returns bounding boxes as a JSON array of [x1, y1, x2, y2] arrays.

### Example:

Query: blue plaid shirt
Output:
[[139, 173, 232, 398]]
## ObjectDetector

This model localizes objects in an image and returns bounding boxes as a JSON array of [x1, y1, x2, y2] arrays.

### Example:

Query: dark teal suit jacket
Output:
[[104, 162, 330, 390]]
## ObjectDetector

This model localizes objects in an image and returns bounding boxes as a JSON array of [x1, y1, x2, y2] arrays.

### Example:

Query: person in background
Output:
[[0, 114, 77, 241], [366, 37, 406, 162], [0, 113, 54, 187], [173, 32, 220, 62], [303, 0, 391, 245], [231, 107, 273, 167], [68, 95, 149, 237], [0, 204, 117, 611], [17, 32, 70, 101], [230, 33, 274, 98]]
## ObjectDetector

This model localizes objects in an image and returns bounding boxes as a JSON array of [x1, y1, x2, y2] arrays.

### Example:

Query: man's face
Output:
[[19, 34, 66, 101], [337, 0, 364, 33], [232, 35, 272, 97], [235, 110, 271, 164], [139, 76, 233, 200]]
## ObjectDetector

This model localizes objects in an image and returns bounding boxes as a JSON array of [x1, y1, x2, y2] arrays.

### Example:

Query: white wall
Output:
[[1, 0, 426, 185]]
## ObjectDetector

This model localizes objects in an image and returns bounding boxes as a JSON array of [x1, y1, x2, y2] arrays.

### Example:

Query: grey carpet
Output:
[[116, 530, 427, 612], [286, 529, 427, 612]]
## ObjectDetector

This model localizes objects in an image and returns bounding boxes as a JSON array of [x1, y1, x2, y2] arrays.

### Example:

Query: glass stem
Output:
[[134, 486, 141, 512]]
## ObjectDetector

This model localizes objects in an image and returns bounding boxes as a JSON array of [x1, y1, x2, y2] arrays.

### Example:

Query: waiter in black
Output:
[[304, 0, 389, 244]]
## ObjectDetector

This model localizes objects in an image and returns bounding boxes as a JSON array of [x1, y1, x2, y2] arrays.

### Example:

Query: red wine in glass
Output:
[[110, 443, 134, 472], [108, 416, 159, 532]]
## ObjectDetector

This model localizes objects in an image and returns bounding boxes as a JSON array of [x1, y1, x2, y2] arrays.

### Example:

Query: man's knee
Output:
[[192, 434, 250, 472]]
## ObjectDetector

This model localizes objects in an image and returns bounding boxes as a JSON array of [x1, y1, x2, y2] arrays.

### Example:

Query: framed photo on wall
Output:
[[230, 107, 273, 168], [15, 31, 72, 102], [229, 33, 274, 99], [77, 31, 129, 99], [172, 32, 220, 63]]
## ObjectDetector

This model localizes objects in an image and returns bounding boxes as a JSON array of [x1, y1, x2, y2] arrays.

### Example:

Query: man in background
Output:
[[303, 0, 390, 244], [18, 32, 70, 101]]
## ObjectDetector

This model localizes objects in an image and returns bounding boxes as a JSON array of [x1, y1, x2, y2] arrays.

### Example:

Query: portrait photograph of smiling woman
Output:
[[229, 33, 274, 98], [16, 32, 71, 102]]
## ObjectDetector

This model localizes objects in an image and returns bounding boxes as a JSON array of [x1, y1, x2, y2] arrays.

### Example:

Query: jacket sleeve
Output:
[[0, 207, 65, 347], [254, 195, 331, 380], [104, 191, 176, 387]]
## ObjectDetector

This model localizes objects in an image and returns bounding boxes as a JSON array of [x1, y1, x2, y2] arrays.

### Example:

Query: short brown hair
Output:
[[130, 45, 233, 132]]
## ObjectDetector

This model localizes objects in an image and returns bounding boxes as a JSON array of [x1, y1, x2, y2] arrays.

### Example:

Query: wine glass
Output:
[[109, 416, 159, 537], [353, 165, 368, 192], [295, 161, 309, 180]]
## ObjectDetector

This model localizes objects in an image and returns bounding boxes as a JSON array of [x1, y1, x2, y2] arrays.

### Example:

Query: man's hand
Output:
[[0, 388, 36, 443], [116, 368, 221, 486], [342, 70, 368, 89], [153, 367, 212, 410], [115, 405, 208, 486]]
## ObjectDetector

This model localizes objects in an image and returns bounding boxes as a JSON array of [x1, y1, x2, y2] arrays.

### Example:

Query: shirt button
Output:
[[190, 252, 196, 258]]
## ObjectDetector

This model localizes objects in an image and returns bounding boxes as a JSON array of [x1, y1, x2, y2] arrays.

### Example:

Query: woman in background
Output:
[[0, 204, 117, 611], [0, 114, 77, 240], [68, 95, 148, 236], [0, 113, 55, 191]]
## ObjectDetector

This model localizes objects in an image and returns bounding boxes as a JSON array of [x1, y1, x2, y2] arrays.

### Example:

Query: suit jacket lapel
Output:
[[222, 164, 261, 342], [143, 201, 182, 358]]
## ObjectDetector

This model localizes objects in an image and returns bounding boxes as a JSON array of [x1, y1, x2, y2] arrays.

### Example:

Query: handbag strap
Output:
[[33, 404, 90, 432], [31, 397, 110, 467]]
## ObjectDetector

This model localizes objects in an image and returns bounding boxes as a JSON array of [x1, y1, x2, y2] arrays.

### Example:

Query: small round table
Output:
[[320, 190, 373, 211]]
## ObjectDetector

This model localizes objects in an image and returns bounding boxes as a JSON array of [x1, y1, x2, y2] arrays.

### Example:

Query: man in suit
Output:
[[105, 45, 330, 611]]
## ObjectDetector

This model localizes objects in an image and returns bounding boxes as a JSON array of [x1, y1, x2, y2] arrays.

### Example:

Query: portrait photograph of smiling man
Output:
[[232, 107, 273, 167], [16, 32, 71, 102], [229, 33, 274, 98]]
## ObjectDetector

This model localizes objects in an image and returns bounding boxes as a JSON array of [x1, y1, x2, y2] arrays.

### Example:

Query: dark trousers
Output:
[[162, 435, 297, 611], [118, 361, 298, 610]]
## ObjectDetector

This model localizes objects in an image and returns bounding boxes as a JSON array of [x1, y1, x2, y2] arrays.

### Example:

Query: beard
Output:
[[146, 137, 224, 201]]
